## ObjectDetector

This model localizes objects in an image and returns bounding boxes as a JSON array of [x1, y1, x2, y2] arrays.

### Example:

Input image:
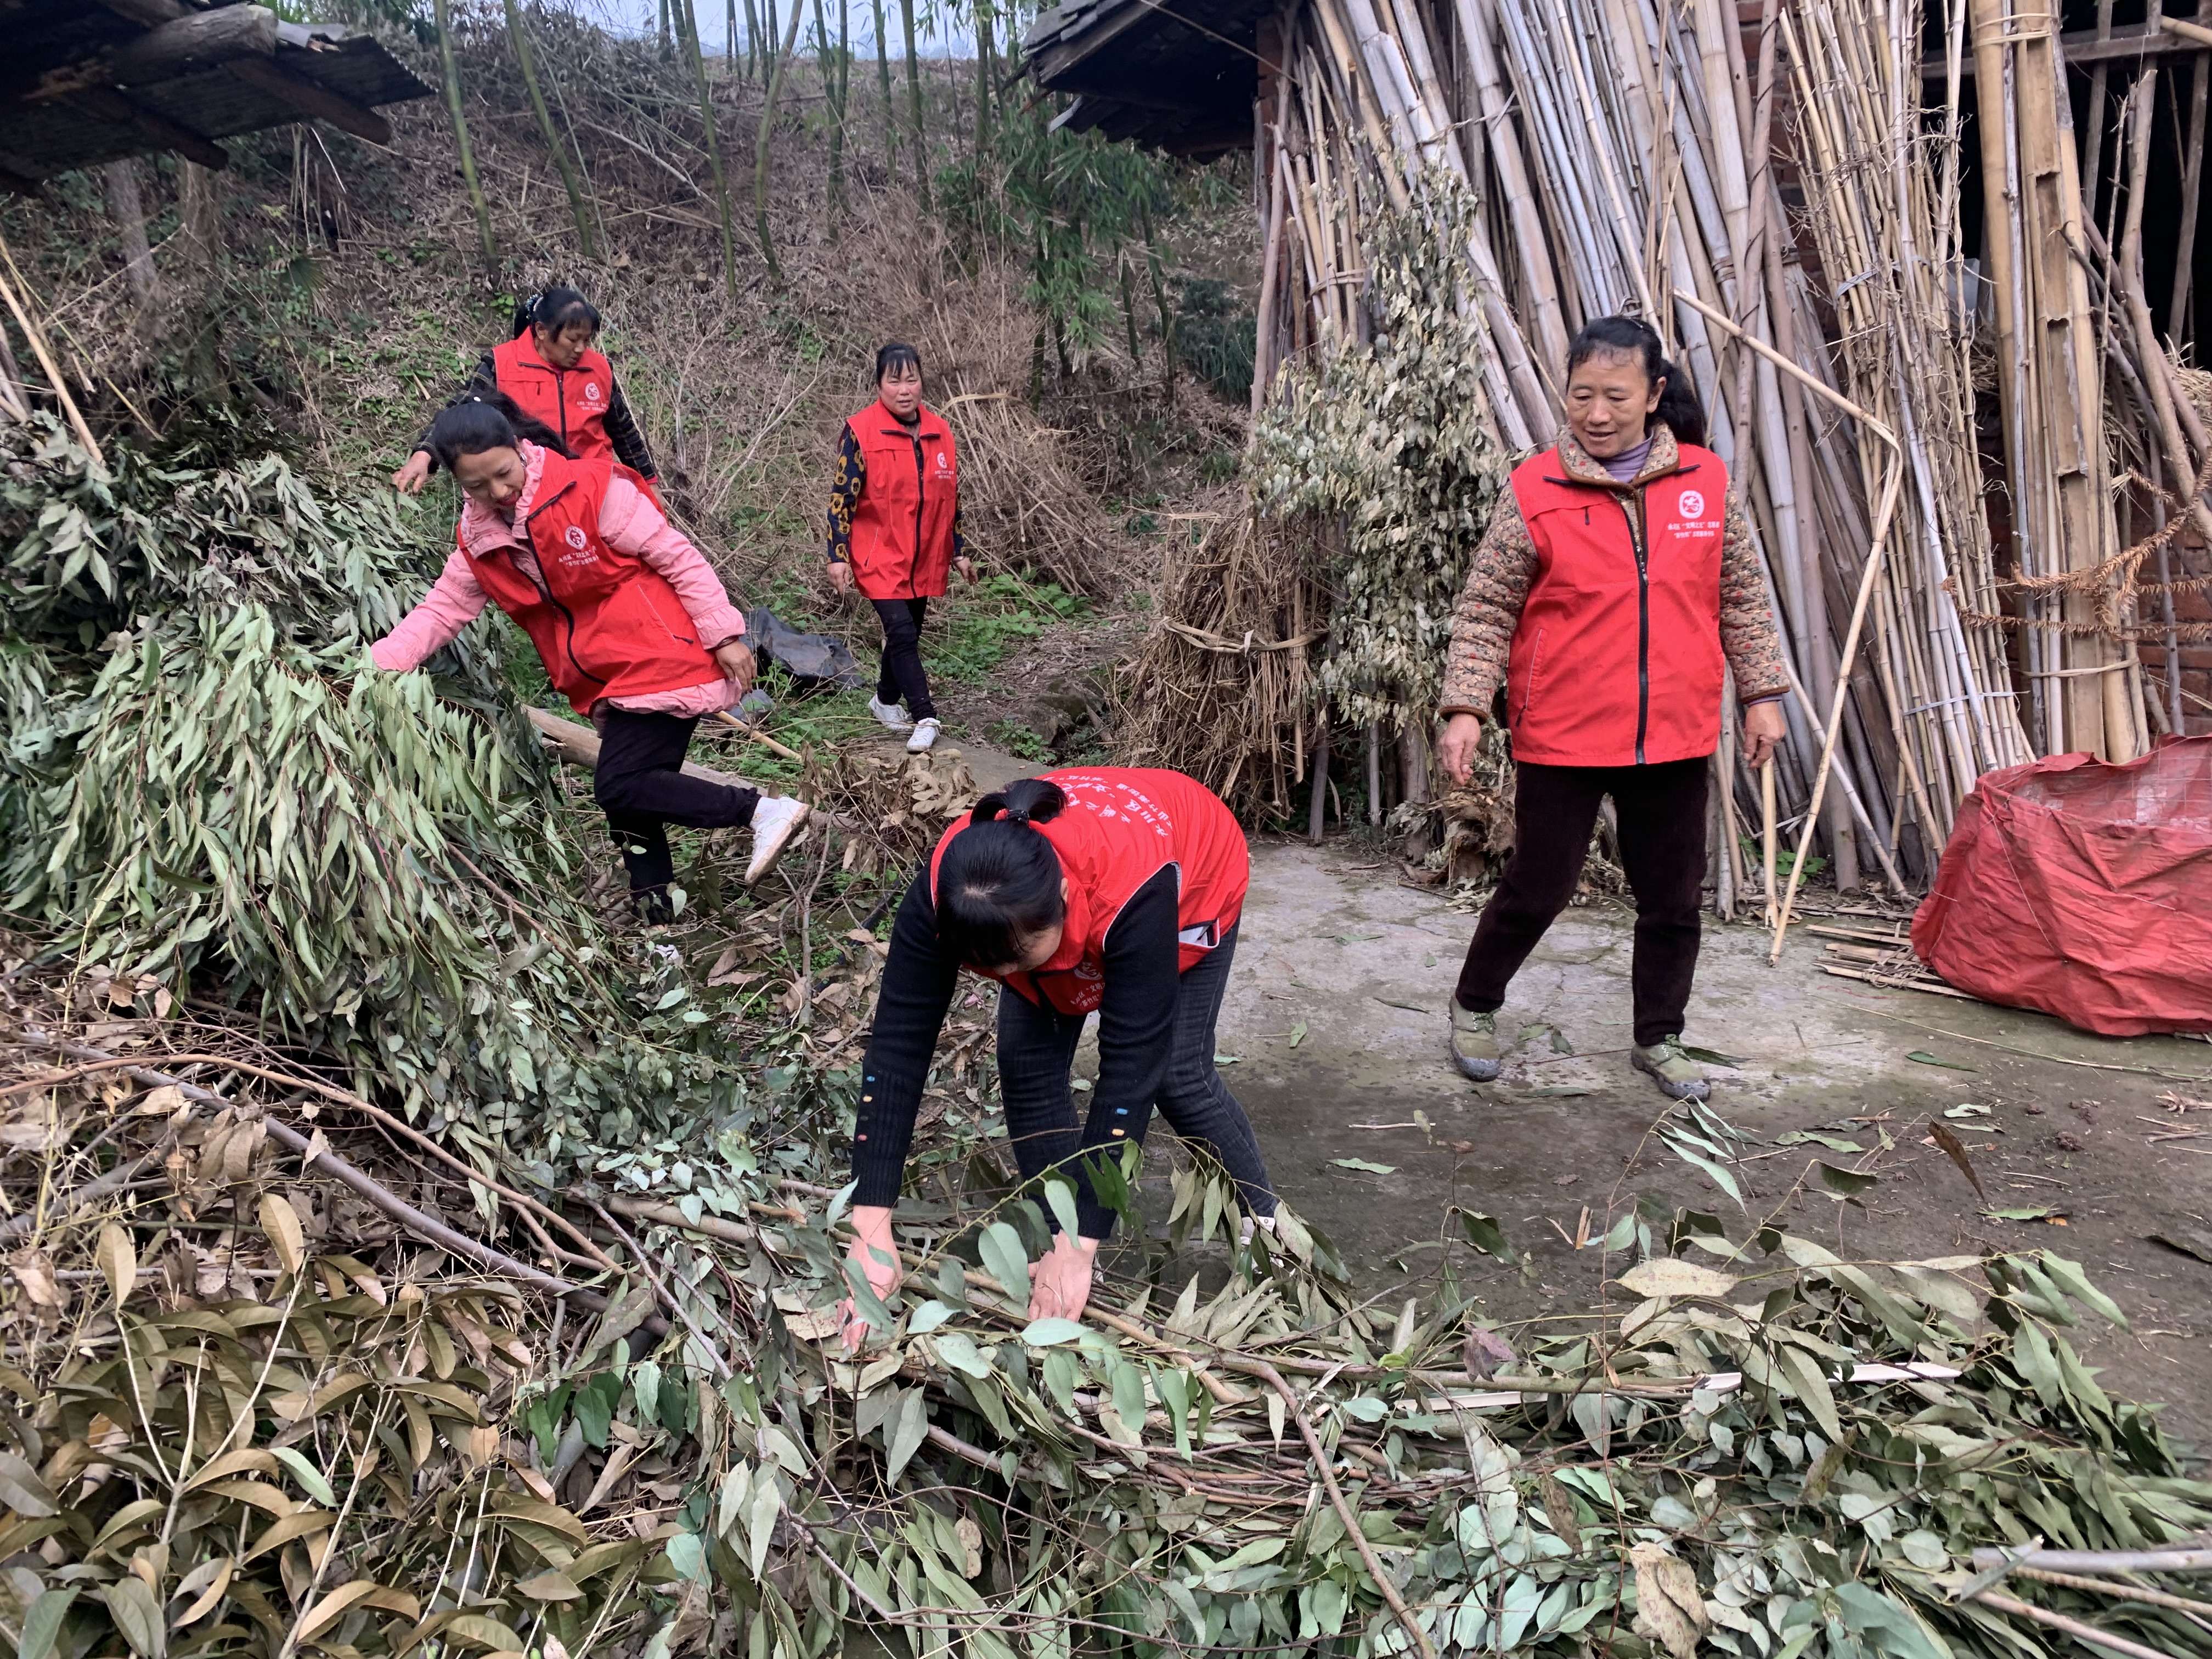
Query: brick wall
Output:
[[2140, 524, 2212, 737]]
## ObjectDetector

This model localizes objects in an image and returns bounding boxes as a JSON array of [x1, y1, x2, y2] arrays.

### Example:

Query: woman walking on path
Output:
[[826, 342, 975, 754], [1437, 315, 1790, 1102], [372, 395, 809, 916], [391, 287, 664, 501], [837, 769, 1278, 1342]]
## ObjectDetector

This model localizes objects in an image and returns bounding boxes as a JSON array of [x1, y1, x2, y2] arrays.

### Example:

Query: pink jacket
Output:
[[371, 443, 747, 718]]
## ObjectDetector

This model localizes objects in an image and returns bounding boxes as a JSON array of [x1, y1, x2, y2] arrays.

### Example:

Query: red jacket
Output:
[[456, 450, 718, 715], [929, 768, 1246, 1017], [494, 334, 618, 466], [847, 399, 959, 599], [1503, 443, 1730, 766]]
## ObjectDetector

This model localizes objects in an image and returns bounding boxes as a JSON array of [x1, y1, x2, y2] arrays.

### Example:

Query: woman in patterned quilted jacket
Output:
[[1435, 315, 1792, 1103]]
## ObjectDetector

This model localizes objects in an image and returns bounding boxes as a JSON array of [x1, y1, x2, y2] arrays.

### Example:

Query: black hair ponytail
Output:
[[427, 390, 575, 472], [1565, 314, 1708, 449], [513, 286, 602, 342], [935, 778, 1069, 969]]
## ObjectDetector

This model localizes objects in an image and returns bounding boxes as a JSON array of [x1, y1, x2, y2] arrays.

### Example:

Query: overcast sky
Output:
[[569, 0, 980, 55]]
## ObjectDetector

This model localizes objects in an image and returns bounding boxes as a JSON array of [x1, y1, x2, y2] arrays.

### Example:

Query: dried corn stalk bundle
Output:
[[1113, 505, 1329, 817]]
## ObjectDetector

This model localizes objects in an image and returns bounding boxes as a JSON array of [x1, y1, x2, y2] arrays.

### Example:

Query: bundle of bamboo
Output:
[[1222, 0, 2210, 909]]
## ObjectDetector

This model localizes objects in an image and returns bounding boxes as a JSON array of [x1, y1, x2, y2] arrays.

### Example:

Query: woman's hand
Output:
[[837, 1205, 901, 1349], [827, 560, 854, 595], [1741, 698, 1787, 769], [391, 453, 433, 494], [1438, 712, 1484, 785], [713, 640, 757, 697], [1028, 1231, 1099, 1323], [955, 557, 977, 584]]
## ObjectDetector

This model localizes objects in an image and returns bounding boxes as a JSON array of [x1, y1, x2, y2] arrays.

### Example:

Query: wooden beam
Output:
[[111, 5, 279, 85], [1926, 18, 2207, 74], [58, 87, 229, 168], [224, 54, 392, 144]]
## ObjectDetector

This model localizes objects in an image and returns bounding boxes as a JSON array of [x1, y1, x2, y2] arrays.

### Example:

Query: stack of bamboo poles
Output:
[[1246, 0, 2203, 902]]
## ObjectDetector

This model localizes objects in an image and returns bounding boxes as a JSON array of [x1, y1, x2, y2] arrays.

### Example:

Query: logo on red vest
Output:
[[583, 381, 603, 405], [563, 526, 590, 550], [1678, 489, 1705, 519]]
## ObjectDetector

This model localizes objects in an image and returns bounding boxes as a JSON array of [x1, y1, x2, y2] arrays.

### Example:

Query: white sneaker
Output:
[[867, 696, 913, 732], [744, 794, 811, 885], [905, 718, 940, 753]]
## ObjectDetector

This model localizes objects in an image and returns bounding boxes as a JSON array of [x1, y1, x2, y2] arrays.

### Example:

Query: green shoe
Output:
[[1449, 1005, 1502, 1082], [1631, 1036, 1711, 1102]]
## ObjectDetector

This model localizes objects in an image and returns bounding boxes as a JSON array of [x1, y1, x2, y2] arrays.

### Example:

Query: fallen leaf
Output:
[[1628, 1543, 1709, 1659], [1942, 1102, 1991, 1118], [1927, 1120, 1988, 1203], [1548, 1027, 1575, 1054], [1330, 1158, 1396, 1175], [1908, 1051, 1978, 1071], [1617, 1259, 1739, 1299], [1212, 1054, 1240, 1066], [1680, 1046, 1746, 1068], [1982, 1205, 2062, 1222], [1530, 1086, 1593, 1098], [1462, 1327, 1517, 1380], [1818, 1161, 1878, 1197], [1288, 1021, 1308, 1048]]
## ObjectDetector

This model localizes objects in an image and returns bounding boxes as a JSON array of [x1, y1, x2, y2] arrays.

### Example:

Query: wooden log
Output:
[[528, 707, 756, 789], [59, 86, 229, 168], [110, 5, 278, 84], [2161, 12, 2212, 43], [1969, 1547, 2212, 1575], [226, 54, 394, 145]]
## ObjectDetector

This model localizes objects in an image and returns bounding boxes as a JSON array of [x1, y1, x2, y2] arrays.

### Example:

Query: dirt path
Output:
[[1214, 841, 2212, 1440]]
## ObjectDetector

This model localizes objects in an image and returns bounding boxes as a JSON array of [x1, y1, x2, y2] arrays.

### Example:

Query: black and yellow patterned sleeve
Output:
[[602, 375, 659, 479], [827, 424, 864, 563]]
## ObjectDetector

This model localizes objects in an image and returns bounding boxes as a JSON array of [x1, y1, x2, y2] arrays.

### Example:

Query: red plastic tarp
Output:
[[1910, 735, 2212, 1037]]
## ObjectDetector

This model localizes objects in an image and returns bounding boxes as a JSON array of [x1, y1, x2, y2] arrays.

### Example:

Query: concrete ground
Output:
[[908, 738, 2212, 1443], [1210, 839, 2212, 1445]]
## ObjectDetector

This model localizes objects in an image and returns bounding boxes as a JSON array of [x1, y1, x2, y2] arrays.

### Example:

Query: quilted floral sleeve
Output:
[[1719, 496, 1790, 701], [1438, 495, 1540, 718]]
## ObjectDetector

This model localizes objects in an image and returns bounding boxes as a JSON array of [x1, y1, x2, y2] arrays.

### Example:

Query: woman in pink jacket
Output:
[[372, 395, 810, 917]]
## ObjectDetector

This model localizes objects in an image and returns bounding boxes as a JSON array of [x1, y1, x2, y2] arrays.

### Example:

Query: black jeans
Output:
[[872, 596, 935, 720], [1454, 757, 1709, 1048], [995, 924, 1276, 1232], [594, 708, 759, 896]]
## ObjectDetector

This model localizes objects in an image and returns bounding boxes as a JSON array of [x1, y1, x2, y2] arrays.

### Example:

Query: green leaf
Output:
[[908, 1299, 955, 1334], [664, 1532, 709, 1582], [1459, 1210, 1515, 1261], [1021, 1318, 1086, 1346], [1330, 1157, 1396, 1173], [18, 1589, 77, 1659], [840, 1256, 897, 1335], [1906, 1051, 1977, 1071], [1817, 1162, 1878, 1196], [103, 1576, 165, 1659], [1041, 1176, 1081, 1242], [885, 1388, 929, 1481], [932, 1333, 996, 1379], [0, 1451, 57, 1517], [1530, 1086, 1593, 1098], [1942, 1102, 1991, 1118], [1212, 1053, 1240, 1065], [1983, 1205, 2061, 1222], [1288, 1020, 1308, 1047], [270, 1444, 338, 1507], [978, 1222, 1031, 1304], [2038, 1253, 2128, 1327], [1679, 1046, 1744, 1067]]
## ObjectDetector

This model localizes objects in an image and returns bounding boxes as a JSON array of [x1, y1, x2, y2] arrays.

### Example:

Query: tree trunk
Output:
[[104, 160, 158, 314], [179, 158, 221, 277], [742, 0, 760, 79], [816, 0, 847, 217], [677, 0, 743, 302], [432, 0, 497, 268], [503, 0, 596, 257], [753, 0, 809, 286], [1307, 722, 1330, 844], [871, 0, 894, 181], [1118, 246, 1142, 365], [899, 0, 927, 210]]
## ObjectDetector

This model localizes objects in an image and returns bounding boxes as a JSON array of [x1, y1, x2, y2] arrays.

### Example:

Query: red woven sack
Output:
[[1910, 735, 2212, 1037]]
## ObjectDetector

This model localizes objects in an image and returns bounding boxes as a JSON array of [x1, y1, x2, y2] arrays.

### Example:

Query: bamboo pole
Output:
[[752, 0, 809, 289], [504, 0, 596, 257], [432, 0, 496, 268]]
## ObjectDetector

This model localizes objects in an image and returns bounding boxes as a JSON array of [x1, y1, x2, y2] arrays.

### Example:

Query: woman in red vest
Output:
[[1436, 315, 1791, 1102], [837, 770, 1277, 1340], [391, 288, 662, 500], [825, 342, 975, 754], [371, 395, 810, 913]]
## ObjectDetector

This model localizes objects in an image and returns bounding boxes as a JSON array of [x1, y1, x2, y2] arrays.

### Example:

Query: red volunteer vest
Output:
[[929, 769, 1247, 1017], [846, 399, 958, 600], [493, 335, 617, 465], [1503, 444, 1729, 767], [456, 450, 717, 715]]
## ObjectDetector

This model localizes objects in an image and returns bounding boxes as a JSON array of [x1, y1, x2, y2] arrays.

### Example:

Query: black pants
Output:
[[872, 597, 935, 720], [594, 709, 759, 897], [995, 924, 1276, 1234], [1454, 757, 1708, 1048]]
